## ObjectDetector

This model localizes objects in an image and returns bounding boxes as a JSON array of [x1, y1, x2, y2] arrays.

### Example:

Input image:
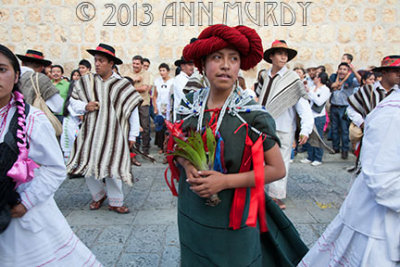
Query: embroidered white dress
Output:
[[154, 76, 174, 121], [299, 90, 400, 267], [0, 99, 101, 267], [60, 106, 82, 162]]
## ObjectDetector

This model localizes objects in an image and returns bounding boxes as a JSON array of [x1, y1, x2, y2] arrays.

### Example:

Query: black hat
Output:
[[87, 43, 123, 65], [16, 49, 52, 66], [174, 56, 193, 67]]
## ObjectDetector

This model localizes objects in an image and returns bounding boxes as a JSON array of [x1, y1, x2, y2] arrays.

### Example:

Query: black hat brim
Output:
[[87, 49, 123, 65], [174, 59, 193, 67], [372, 66, 400, 72], [263, 47, 297, 64], [16, 55, 52, 67]]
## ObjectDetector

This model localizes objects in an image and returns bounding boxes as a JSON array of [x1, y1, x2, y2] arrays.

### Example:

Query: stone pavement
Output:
[[55, 147, 356, 266]]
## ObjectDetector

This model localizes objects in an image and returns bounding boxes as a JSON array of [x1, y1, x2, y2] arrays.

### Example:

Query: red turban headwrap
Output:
[[183, 24, 263, 73]]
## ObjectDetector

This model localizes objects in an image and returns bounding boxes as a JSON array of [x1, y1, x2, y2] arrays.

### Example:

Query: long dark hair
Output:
[[0, 44, 25, 233], [0, 44, 21, 92], [63, 69, 83, 116], [361, 71, 375, 87], [317, 72, 331, 89], [70, 69, 81, 81]]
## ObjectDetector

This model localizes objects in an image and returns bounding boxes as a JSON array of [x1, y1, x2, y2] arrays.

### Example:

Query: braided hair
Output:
[[0, 44, 27, 150], [0, 44, 26, 232]]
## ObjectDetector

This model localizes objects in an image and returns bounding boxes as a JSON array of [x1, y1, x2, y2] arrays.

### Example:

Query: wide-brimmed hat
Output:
[[16, 49, 52, 66], [372, 55, 400, 72], [87, 43, 123, 65], [263, 40, 297, 63], [174, 56, 193, 67]]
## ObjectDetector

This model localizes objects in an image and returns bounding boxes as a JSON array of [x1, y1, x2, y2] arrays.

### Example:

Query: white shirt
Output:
[[154, 76, 174, 121], [268, 67, 314, 136], [20, 66, 64, 113], [340, 90, 400, 261], [172, 72, 190, 121], [306, 75, 315, 89], [111, 71, 122, 79], [308, 84, 331, 118]]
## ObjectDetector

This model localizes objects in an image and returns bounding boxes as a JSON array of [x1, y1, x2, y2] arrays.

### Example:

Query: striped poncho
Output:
[[348, 84, 395, 120], [67, 74, 142, 185], [256, 69, 307, 119], [256, 68, 333, 151]]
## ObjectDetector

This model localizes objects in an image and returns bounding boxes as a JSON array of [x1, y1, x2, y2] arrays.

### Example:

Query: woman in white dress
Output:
[[299, 89, 400, 266], [60, 69, 82, 163], [0, 44, 101, 266]]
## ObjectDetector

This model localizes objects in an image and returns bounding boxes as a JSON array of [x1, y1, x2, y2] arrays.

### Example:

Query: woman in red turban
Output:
[[167, 24, 308, 266]]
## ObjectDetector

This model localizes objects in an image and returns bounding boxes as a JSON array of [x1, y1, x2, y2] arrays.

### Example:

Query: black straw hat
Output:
[[16, 49, 52, 66], [87, 43, 123, 65], [174, 56, 193, 67]]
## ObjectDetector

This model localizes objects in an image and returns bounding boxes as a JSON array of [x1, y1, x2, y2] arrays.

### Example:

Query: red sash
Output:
[[229, 124, 268, 232]]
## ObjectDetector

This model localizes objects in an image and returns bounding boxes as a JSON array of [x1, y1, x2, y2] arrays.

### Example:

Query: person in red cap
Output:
[[300, 64, 400, 267], [67, 43, 143, 214], [346, 55, 400, 172], [255, 40, 314, 210], [166, 24, 307, 266]]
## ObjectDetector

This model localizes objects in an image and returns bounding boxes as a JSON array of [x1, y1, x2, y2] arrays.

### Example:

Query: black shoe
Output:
[[346, 165, 356, 172], [341, 151, 348, 159], [330, 149, 340, 154]]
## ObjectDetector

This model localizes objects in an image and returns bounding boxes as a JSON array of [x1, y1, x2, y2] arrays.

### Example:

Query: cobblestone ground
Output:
[[56, 144, 356, 267]]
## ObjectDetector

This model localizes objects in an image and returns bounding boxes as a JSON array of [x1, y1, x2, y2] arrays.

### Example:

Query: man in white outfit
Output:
[[256, 40, 313, 209], [67, 43, 142, 214]]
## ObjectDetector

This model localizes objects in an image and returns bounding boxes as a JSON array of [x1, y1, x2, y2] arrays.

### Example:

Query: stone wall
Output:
[[1, 0, 399, 82]]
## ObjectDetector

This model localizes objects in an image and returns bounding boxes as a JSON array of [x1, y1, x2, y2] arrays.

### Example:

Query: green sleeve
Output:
[[249, 111, 280, 151]]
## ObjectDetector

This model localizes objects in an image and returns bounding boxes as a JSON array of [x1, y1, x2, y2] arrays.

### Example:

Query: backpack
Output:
[[30, 73, 63, 136]]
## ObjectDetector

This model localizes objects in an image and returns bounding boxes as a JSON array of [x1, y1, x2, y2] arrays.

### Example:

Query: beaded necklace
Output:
[[177, 85, 268, 136]]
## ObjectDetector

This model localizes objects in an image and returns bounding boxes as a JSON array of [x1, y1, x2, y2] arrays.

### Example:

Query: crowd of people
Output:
[[0, 23, 399, 266]]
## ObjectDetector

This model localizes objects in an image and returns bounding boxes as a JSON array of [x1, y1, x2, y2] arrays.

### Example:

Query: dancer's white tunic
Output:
[[299, 90, 400, 267], [0, 98, 101, 267]]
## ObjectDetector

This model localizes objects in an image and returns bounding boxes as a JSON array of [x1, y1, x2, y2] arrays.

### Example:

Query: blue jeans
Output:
[[307, 116, 326, 162], [330, 105, 350, 152]]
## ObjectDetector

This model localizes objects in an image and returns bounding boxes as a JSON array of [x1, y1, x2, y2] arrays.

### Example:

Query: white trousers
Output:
[[267, 130, 294, 200], [85, 176, 124, 207]]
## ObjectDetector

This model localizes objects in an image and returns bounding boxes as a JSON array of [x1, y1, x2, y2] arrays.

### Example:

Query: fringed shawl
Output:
[[256, 69, 307, 119]]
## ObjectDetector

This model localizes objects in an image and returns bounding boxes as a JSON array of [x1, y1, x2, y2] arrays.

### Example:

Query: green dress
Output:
[[175, 88, 308, 267]]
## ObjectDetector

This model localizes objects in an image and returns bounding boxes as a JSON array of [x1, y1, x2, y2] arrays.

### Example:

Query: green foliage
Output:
[[169, 127, 216, 171]]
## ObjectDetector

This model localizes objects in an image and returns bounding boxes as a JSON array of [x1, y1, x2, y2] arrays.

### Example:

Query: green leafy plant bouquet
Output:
[[166, 120, 222, 206]]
